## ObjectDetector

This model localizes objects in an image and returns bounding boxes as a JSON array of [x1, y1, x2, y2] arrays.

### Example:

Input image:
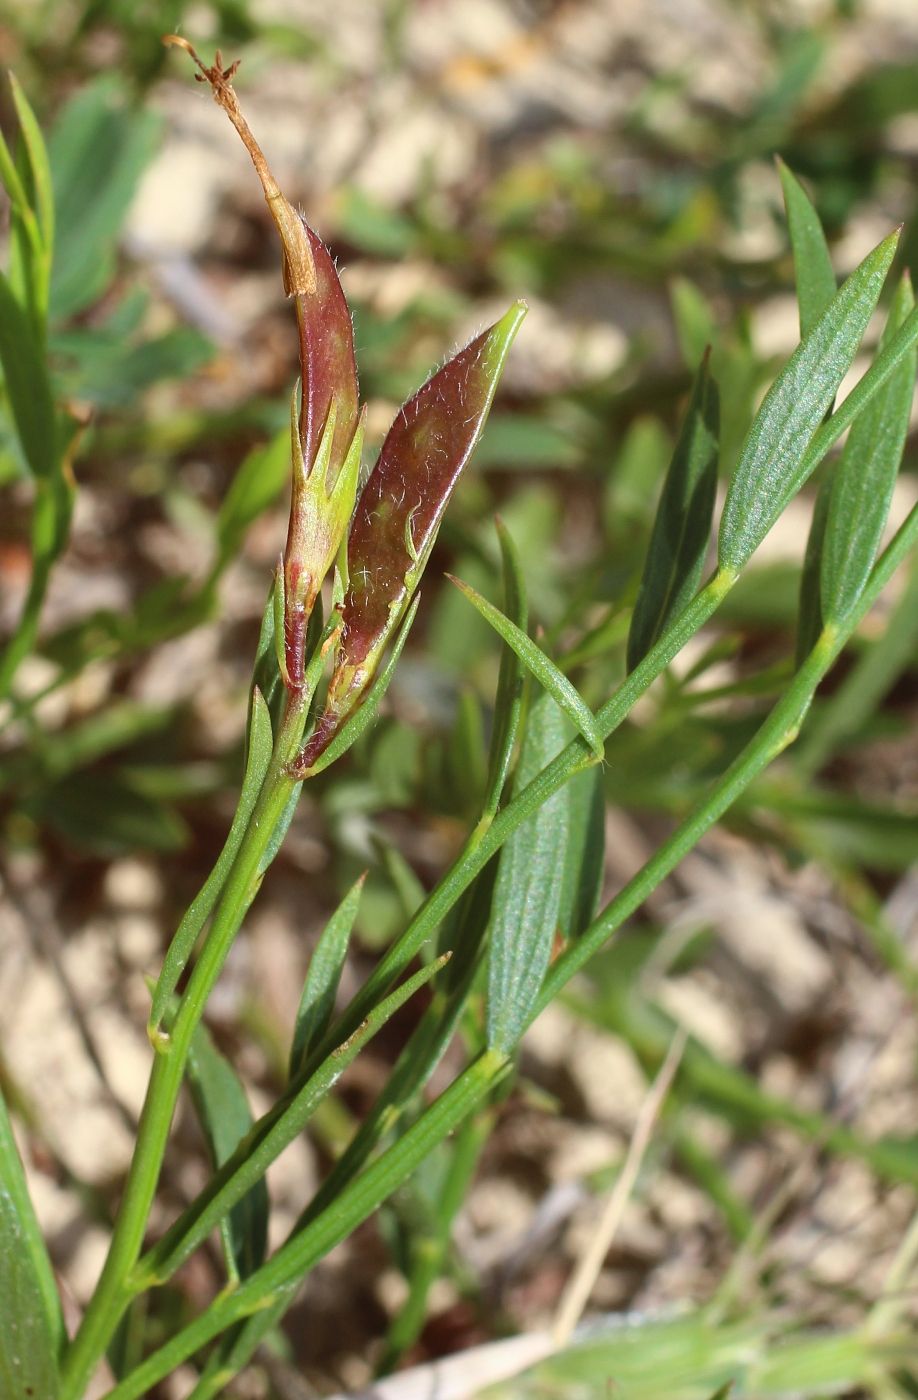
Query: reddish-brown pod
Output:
[[283, 225, 363, 686], [297, 300, 527, 771], [293, 224, 359, 475]]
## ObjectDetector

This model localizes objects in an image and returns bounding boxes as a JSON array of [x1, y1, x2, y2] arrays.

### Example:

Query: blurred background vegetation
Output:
[[3, 1, 918, 1396]]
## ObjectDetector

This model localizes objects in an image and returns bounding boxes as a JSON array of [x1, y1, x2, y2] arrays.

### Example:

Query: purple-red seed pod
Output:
[[296, 300, 527, 772], [282, 224, 361, 687]]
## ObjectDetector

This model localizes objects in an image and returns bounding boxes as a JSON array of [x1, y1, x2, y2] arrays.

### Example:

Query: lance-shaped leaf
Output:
[[487, 693, 572, 1053], [718, 228, 899, 573], [820, 272, 917, 627], [139, 955, 452, 1286], [557, 762, 605, 941], [448, 575, 604, 757], [297, 300, 527, 770], [627, 352, 719, 671], [288, 875, 365, 1080], [777, 157, 836, 338], [795, 472, 834, 665], [483, 517, 528, 818]]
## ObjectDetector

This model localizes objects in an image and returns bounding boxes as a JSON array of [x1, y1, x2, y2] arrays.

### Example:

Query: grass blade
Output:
[[719, 227, 899, 572]]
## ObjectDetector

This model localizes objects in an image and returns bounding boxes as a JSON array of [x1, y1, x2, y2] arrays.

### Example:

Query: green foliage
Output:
[[719, 229, 899, 573], [48, 78, 161, 320], [5, 25, 918, 1400]]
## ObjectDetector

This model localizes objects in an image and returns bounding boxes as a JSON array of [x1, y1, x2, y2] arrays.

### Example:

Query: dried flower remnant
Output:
[[165, 36, 360, 687], [294, 300, 527, 775], [165, 38, 525, 755]]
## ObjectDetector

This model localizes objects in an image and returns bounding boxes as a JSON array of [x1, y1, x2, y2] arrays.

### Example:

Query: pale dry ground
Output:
[[3, 1, 918, 1396]]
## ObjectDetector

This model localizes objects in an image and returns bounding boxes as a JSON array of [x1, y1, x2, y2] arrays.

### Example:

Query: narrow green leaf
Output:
[[487, 694, 572, 1053], [9, 77, 53, 258], [795, 472, 833, 665], [288, 875, 365, 1080], [718, 228, 900, 572], [820, 272, 917, 626], [483, 518, 529, 818], [449, 577, 604, 758], [0, 122, 31, 223], [670, 277, 716, 368], [0, 269, 57, 478], [0, 1092, 62, 1398], [777, 157, 836, 337], [187, 1025, 268, 1283], [627, 354, 719, 671], [376, 839, 426, 923], [148, 688, 273, 1038], [557, 762, 605, 941]]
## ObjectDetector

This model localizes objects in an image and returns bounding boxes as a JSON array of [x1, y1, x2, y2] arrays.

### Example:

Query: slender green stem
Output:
[[310, 570, 735, 1059], [796, 548, 918, 776], [109, 504, 918, 1399], [0, 477, 70, 705], [536, 636, 833, 1013], [95, 576, 733, 1398], [537, 494, 918, 1016], [101, 1050, 510, 1400], [132, 956, 450, 1288], [60, 693, 309, 1400], [378, 1105, 493, 1374]]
